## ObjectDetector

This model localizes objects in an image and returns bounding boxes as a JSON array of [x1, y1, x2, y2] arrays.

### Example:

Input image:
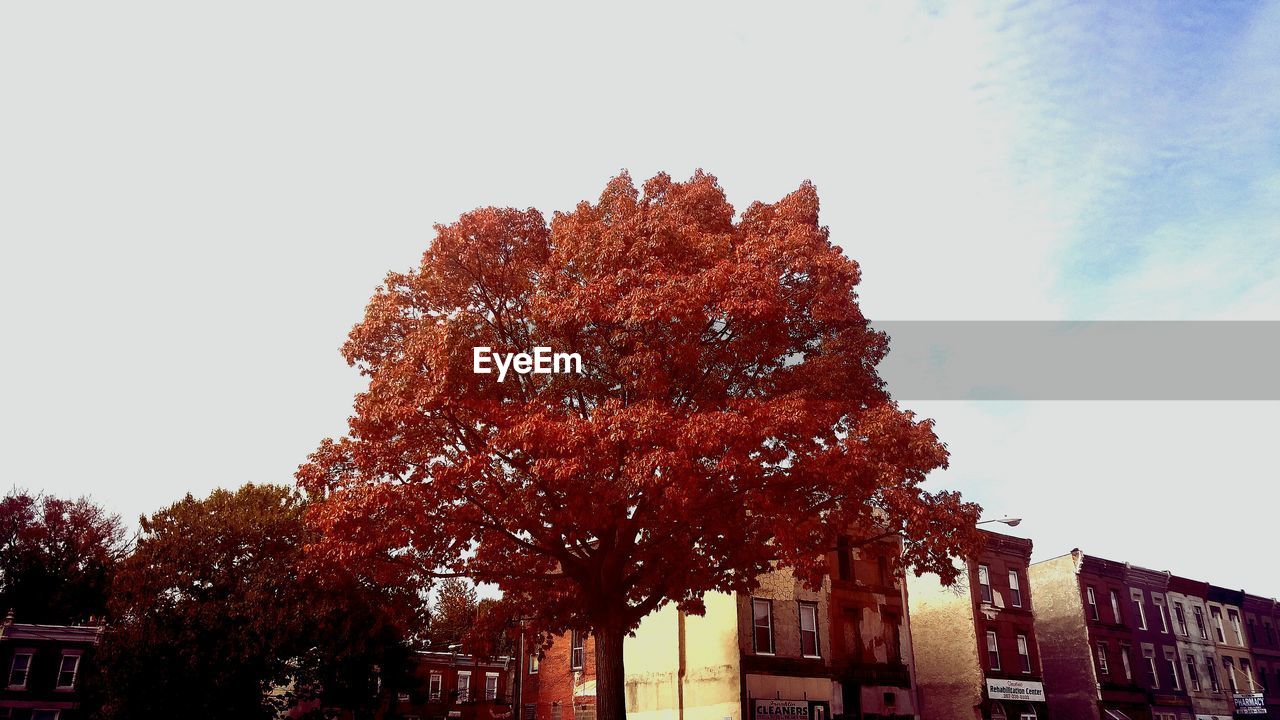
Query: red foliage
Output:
[[297, 171, 981, 716]]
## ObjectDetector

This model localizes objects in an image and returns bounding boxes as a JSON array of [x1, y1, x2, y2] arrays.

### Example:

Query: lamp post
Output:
[[976, 516, 1022, 527]]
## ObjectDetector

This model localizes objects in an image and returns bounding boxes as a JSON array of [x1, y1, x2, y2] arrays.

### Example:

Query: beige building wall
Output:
[[906, 558, 984, 720], [1027, 553, 1101, 720], [624, 592, 743, 720]]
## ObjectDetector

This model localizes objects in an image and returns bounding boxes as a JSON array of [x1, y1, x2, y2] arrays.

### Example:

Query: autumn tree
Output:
[[298, 171, 982, 720], [427, 577, 478, 648], [98, 484, 419, 720], [0, 490, 128, 624]]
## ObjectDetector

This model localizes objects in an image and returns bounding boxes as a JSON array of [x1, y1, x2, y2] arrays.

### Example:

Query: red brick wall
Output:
[[528, 630, 597, 720]]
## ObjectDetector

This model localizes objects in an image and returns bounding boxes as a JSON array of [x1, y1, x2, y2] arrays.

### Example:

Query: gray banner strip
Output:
[[872, 321, 1280, 400]]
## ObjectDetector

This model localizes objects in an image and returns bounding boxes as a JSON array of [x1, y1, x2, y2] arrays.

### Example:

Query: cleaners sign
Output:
[[753, 700, 810, 720], [985, 678, 1045, 702]]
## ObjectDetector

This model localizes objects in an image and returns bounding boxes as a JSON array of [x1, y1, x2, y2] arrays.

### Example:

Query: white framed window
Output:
[[1212, 607, 1227, 643], [987, 630, 1001, 670], [1174, 602, 1189, 635], [457, 670, 472, 700], [1131, 589, 1148, 630], [1008, 570, 1022, 608], [1207, 656, 1221, 691], [485, 672, 499, 701], [570, 630, 586, 670], [752, 599, 774, 655], [978, 565, 993, 604], [56, 654, 81, 690], [1165, 650, 1180, 690], [7, 652, 33, 689], [799, 602, 820, 658], [1087, 586, 1099, 620], [1194, 606, 1208, 639], [1017, 634, 1031, 673], [1152, 595, 1168, 633], [1119, 645, 1133, 681], [1018, 706, 1037, 720], [1096, 641, 1109, 675], [1185, 654, 1201, 691], [1224, 657, 1238, 693], [1110, 590, 1123, 626], [1228, 609, 1244, 646], [528, 654, 539, 674], [1144, 646, 1159, 689], [429, 672, 442, 700]]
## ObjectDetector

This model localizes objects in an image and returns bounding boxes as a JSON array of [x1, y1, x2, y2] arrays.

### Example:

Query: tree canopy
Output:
[[298, 171, 982, 720]]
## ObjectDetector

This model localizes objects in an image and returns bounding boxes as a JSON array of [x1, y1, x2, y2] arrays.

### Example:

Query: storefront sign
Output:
[[753, 699, 811, 720], [985, 678, 1045, 702], [1233, 692, 1267, 715]]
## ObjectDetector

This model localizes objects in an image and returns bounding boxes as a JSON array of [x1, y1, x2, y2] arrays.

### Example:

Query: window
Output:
[[528, 654, 539, 674], [457, 671, 472, 700], [987, 630, 1001, 670], [1110, 590, 1123, 625], [1266, 621, 1276, 646], [1009, 571, 1023, 608], [1207, 657, 1221, 692], [1165, 650, 1180, 690], [430, 673, 442, 700], [1132, 590, 1148, 630], [1095, 642, 1109, 675], [991, 703, 1007, 720], [1212, 607, 1227, 643], [836, 536, 851, 581], [1087, 587, 1099, 620], [1194, 606, 1208, 639], [7, 652, 32, 689], [885, 613, 903, 664], [1248, 618, 1258, 644], [56, 654, 80, 689], [1018, 707, 1037, 720], [485, 673, 499, 701], [1144, 646, 1159, 689], [570, 630, 586, 669], [1228, 609, 1244, 646], [1240, 659, 1254, 690], [799, 602, 820, 658], [978, 565, 993, 604], [1174, 603, 1189, 635], [752, 599, 774, 654], [1017, 634, 1031, 673], [1154, 598, 1169, 633], [1119, 645, 1132, 681], [1186, 655, 1201, 691], [1224, 657, 1238, 693]]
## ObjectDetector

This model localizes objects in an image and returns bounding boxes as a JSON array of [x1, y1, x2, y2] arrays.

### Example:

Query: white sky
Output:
[[2, 2, 1278, 595]]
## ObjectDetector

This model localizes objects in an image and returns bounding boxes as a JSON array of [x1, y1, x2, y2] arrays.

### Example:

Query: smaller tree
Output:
[[97, 484, 422, 720], [0, 490, 128, 624], [427, 577, 478, 649]]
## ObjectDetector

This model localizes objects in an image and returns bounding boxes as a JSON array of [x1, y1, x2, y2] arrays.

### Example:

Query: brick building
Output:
[[377, 650, 514, 720], [1164, 575, 1233, 719], [1028, 550, 1196, 720], [1241, 593, 1280, 715], [0, 613, 102, 720], [1204, 586, 1263, 716], [908, 529, 1049, 720], [526, 536, 920, 720]]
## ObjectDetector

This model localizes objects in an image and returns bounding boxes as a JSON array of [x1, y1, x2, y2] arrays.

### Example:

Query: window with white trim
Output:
[[978, 565, 993, 604], [1185, 654, 1201, 691], [1194, 606, 1208, 639], [1017, 634, 1031, 673], [485, 672, 499, 700], [56, 654, 80, 689], [1143, 646, 1159, 689], [1096, 641, 1109, 675], [1087, 586, 1099, 620], [1110, 590, 1123, 626], [1132, 590, 1148, 630], [799, 602, 820, 658], [1207, 656, 1221, 692], [1154, 596, 1169, 633], [570, 630, 585, 670], [752, 599, 774, 655], [1228, 609, 1244, 646], [1165, 649, 1180, 690], [1119, 644, 1133, 681], [987, 630, 1001, 670], [429, 673, 442, 700], [1008, 570, 1023, 608], [457, 670, 472, 700], [528, 655, 539, 674], [1174, 602, 1189, 635], [7, 652, 32, 689], [1212, 607, 1227, 643]]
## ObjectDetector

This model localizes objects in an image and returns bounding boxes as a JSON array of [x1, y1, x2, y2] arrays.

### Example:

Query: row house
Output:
[[1205, 586, 1262, 715], [524, 535, 920, 720], [376, 650, 513, 720], [1241, 594, 1280, 715], [1028, 551, 1194, 720], [908, 529, 1048, 720], [0, 613, 102, 720], [1164, 575, 1233, 719]]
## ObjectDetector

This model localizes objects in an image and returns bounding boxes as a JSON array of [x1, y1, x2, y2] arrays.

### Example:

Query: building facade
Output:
[[1241, 594, 1280, 716], [1205, 586, 1263, 718], [0, 614, 102, 720], [377, 650, 514, 720], [1164, 575, 1234, 719], [908, 529, 1049, 720], [527, 537, 920, 720]]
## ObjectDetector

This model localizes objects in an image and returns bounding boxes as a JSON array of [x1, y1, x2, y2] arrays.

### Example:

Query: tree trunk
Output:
[[594, 622, 627, 720]]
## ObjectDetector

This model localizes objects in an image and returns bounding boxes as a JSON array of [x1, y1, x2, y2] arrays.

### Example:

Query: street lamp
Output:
[[977, 516, 1022, 527]]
